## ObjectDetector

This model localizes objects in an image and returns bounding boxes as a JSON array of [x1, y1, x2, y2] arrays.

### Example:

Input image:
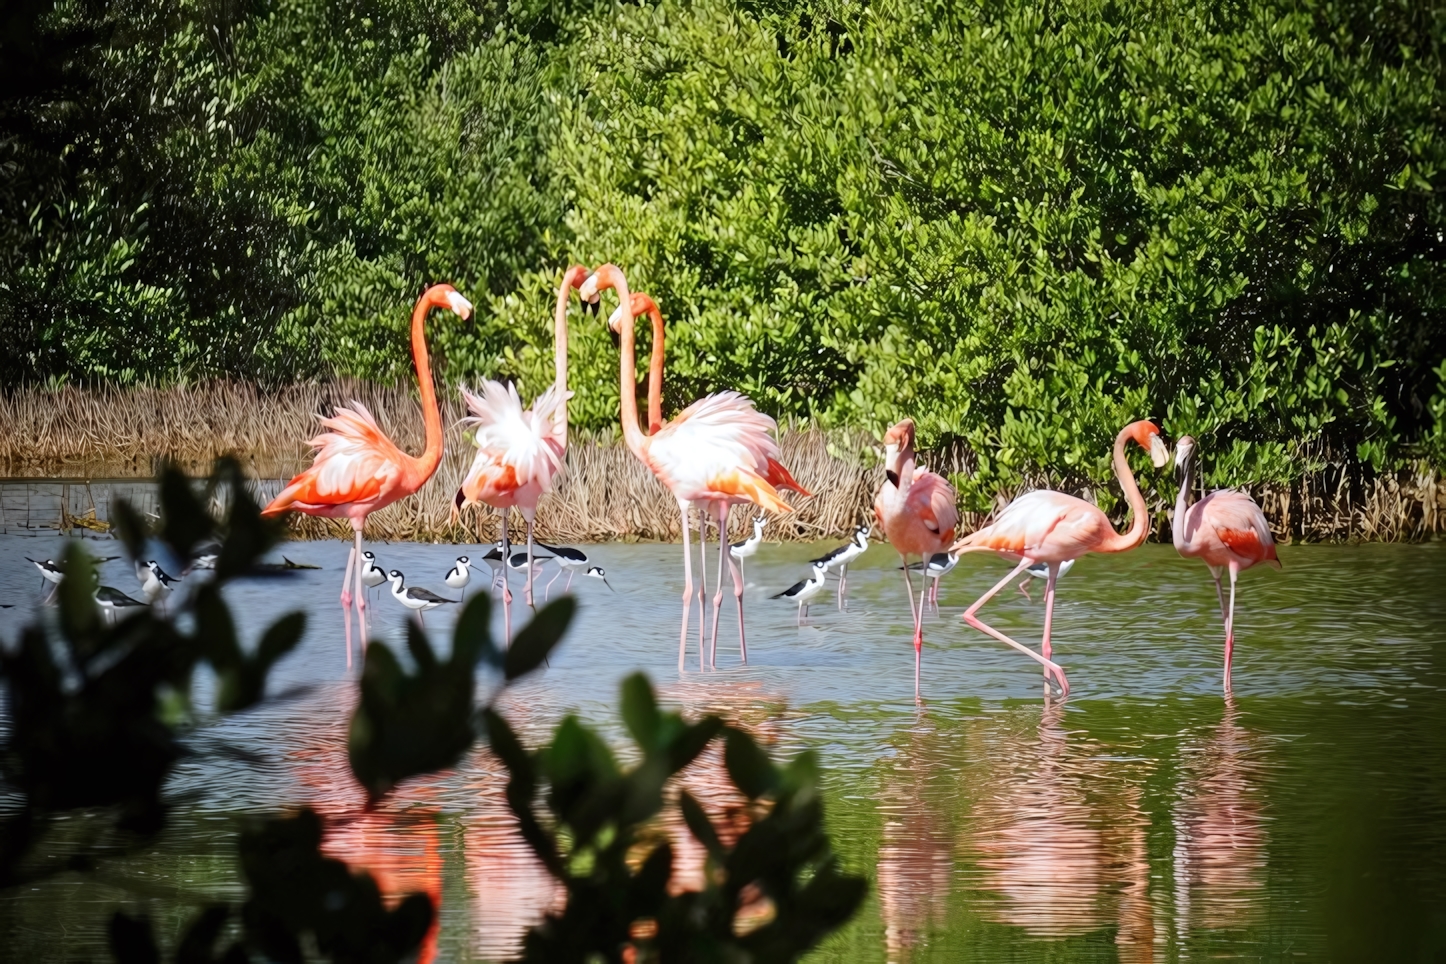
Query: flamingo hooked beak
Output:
[[445, 291, 474, 319], [1149, 433, 1170, 469]]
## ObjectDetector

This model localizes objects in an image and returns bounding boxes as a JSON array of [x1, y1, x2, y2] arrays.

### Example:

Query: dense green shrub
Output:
[[3, 0, 1444, 501]]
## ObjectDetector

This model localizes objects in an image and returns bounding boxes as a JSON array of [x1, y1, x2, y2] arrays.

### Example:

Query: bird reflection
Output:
[[1172, 696, 1266, 938], [876, 708, 954, 962], [959, 700, 1156, 960]]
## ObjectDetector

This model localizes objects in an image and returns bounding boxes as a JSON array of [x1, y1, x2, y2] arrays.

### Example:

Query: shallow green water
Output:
[[2, 538, 1444, 961]]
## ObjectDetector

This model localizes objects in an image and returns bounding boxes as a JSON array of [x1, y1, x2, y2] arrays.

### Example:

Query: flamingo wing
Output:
[[955, 489, 1105, 561], [460, 381, 568, 497], [263, 403, 405, 515], [909, 471, 959, 543], [1201, 491, 1280, 569], [647, 392, 794, 511]]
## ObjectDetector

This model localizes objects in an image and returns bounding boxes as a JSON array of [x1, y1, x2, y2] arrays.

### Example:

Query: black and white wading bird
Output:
[[811, 524, 871, 609], [188, 541, 222, 572], [95, 585, 147, 624], [139, 560, 179, 611], [772, 560, 831, 625], [27, 558, 66, 602], [444, 556, 473, 598], [536, 542, 590, 597], [361, 550, 388, 602], [478, 543, 507, 594], [583, 566, 614, 591], [728, 516, 766, 586], [1016, 558, 1076, 602], [507, 551, 553, 595], [386, 570, 457, 625], [902, 551, 959, 613]]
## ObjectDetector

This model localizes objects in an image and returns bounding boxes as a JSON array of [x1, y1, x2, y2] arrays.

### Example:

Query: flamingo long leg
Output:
[[353, 525, 368, 648], [1224, 561, 1239, 692], [696, 503, 708, 664], [1017, 574, 1034, 602], [961, 558, 1069, 694], [341, 541, 357, 669], [524, 512, 537, 609], [900, 555, 925, 697], [708, 502, 731, 668], [1041, 563, 1065, 693], [499, 510, 512, 645], [678, 501, 694, 671]]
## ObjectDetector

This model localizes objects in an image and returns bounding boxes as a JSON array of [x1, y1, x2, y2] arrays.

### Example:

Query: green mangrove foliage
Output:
[[3, 0, 1443, 503]]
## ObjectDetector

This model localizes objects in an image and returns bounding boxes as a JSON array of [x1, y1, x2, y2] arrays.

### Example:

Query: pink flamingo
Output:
[[950, 419, 1169, 697], [871, 419, 963, 696], [1172, 435, 1281, 691], [454, 265, 587, 637], [262, 283, 473, 666], [581, 265, 809, 670]]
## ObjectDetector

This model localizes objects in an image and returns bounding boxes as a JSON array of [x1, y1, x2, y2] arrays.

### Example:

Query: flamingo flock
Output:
[[187, 263, 1277, 700]]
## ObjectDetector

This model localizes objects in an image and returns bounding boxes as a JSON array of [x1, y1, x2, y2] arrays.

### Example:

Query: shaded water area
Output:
[[2, 536, 1445, 961]]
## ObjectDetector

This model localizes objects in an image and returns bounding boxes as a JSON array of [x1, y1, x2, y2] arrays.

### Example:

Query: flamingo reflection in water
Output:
[[874, 711, 954, 962], [1171, 697, 1267, 940], [958, 701, 1157, 961]]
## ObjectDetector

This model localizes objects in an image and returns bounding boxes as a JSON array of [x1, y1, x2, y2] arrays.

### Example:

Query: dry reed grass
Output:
[[3, 382, 1442, 543]]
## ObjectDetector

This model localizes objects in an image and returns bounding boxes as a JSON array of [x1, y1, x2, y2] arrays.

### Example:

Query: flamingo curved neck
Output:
[[553, 275, 571, 448], [644, 305, 664, 436], [410, 293, 444, 484], [612, 277, 648, 457], [1173, 452, 1197, 552], [1100, 426, 1151, 553]]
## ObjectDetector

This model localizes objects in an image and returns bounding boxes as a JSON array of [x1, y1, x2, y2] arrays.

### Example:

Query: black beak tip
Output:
[[453, 489, 465, 509], [609, 327, 621, 349], [885, 470, 900, 487]]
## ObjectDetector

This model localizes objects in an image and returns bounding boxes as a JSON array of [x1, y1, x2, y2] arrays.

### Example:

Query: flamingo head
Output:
[[881, 418, 917, 486], [423, 283, 473, 320], [1124, 419, 1170, 468], [1174, 435, 1197, 481], [562, 265, 598, 315], [607, 292, 658, 335], [578, 262, 626, 307]]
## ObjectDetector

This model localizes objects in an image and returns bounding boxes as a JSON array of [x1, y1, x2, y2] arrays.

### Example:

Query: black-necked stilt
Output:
[[361, 550, 387, 602], [583, 565, 614, 591], [386, 570, 457, 625], [902, 551, 959, 612], [728, 516, 766, 586], [1017, 558, 1076, 602], [535, 542, 588, 597], [444, 555, 472, 597], [139, 560, 179, 611], [772, 561, 830, 625], [95, 585, 147, 623], [478, 543, 507, 593], [188, 541, 221, 572], [27, 558, 65, 601], [507, 551, 553, 586], [811, 524, 870, 609]]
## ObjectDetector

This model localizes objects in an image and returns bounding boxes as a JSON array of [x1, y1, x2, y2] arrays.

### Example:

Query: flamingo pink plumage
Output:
[[872, 419, 962, 696], [454, 265, 587, 634], [950, 419, 1170, 697], [582, 264, 810, 670], [262, 283, 473, 665], [1172, 435, 1281, 691]]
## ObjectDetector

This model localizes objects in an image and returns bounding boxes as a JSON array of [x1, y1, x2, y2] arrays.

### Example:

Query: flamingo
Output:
[[581, 265, 810, 670], [872, 419, 964, 697], [1172, 435, 1281, 691], [454, 265, 587, 639], [262, 283, 472, 666], [950, 419, 1170, 697]]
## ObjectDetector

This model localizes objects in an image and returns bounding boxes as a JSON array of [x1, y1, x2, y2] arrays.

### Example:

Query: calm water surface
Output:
[[1, 535, 1444, 961]]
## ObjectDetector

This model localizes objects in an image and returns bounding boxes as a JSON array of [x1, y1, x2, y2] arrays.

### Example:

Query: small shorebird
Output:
[[478, 543, 507, 593], [95, 585, 147, 623], [1017, 558, 1076, 602], [772, 561, 830, 625], [386, 570, 457, 625], [903, 550, 959, 612], [444, 556, 473, 598], [728, 516, 766, 586], [583, 566, 614, 591], [140, 560, 179, 611], [536, 542, 590, 597], [507, 551, 553, 584], [812, 524, 870, 609], [360, 551, 388, 602], [188, 541, 221, 572], [27, 558, 66, 601]]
